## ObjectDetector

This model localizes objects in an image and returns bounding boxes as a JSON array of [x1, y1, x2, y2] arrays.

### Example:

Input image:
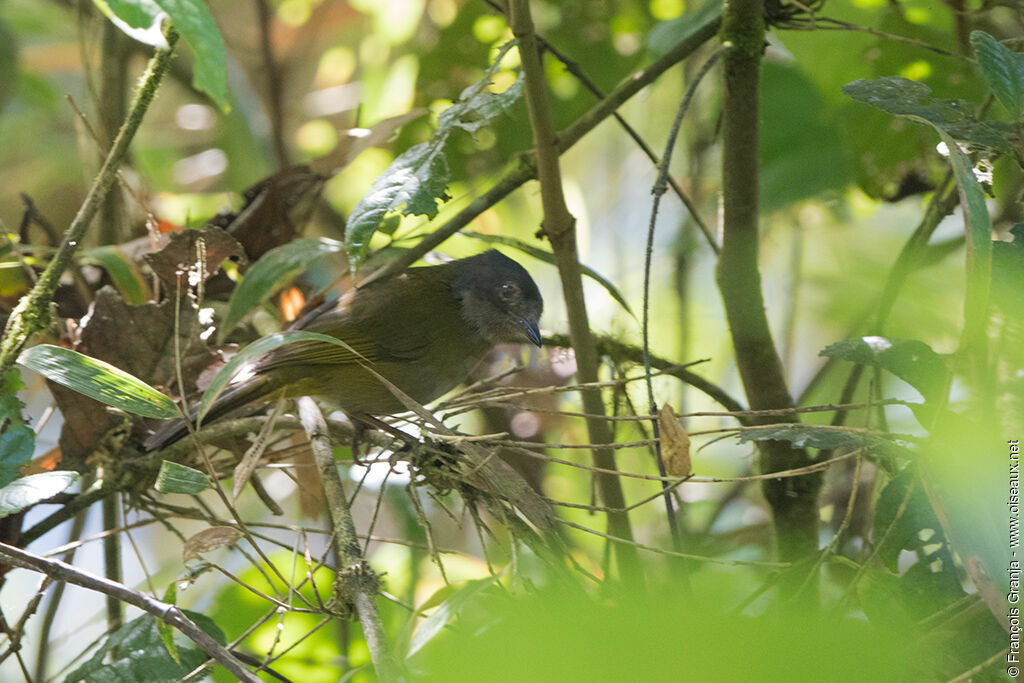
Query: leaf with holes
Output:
[[842, 76, 1014, 154]]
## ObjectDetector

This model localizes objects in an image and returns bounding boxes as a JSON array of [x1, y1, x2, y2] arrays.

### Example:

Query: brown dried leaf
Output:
[[208, 166, 325, 260], [143, 226, 245, 289], [51, 286, 216, 463], [291, 432, 324, 520], [658, 404, 691, 477], [182, 525, 243, 564]]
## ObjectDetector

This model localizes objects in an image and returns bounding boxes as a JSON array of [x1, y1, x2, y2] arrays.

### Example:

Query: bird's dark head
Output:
[[452, 250, 544, 347]]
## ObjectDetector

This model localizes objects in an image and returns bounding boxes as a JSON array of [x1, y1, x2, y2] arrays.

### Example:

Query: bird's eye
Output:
[[499, 282, 520, 302]]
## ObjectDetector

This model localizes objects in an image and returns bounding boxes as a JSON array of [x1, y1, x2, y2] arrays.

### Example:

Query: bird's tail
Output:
[[143, 375, 273, 452]]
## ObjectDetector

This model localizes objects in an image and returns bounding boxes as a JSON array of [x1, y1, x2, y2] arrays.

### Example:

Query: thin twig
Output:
[[0, 541, 260, 681]]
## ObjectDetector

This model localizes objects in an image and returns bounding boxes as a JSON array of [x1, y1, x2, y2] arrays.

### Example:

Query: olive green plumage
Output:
[[144, 250, 543, 451]]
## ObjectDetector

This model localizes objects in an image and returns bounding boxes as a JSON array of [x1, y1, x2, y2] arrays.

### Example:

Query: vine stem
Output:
[[0, 28, 180, 379], [641, 47, 723, 554]]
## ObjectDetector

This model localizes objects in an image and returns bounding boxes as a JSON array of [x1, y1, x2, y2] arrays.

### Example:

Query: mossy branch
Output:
[[0, 29, 180, 379]]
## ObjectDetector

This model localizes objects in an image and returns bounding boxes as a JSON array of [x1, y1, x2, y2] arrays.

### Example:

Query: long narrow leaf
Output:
[[17, 344, 179, 418], [219, 237, 344, 341]]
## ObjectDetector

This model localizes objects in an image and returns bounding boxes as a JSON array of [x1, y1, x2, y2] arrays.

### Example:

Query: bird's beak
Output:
[[520, 319, 542, 347]]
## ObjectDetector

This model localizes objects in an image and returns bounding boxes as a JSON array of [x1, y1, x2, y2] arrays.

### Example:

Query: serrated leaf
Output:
[[220, 237, 344, 340], [346, 141, 451, 264], [971, 30, 1024, 119], [842, 76, 1014, 154], [0, 376, 34, 488], [182, 525, 243, 564], [657, 404, 691, 477], [197, 331, 363, 424], [463, 231, 635, 318], [345, 42, 523, 268], [0, 471, 79, 518], [819, 337, 948, 402], [17, 344, 179, 419], [407, 576, 500, 658], [155, 461, 210, 494]]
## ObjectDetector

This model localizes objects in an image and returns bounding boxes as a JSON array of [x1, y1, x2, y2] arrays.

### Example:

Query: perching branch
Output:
[[296, 397, 400, 683], [0, 540, 260, 682], [0, 28, 180, 380], [509, 0, 640, 581], [715, 0, 821, 573]]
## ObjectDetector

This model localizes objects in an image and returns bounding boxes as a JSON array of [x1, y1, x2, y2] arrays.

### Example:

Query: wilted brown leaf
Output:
[[182, 525, 243, 564], [143, 226, 245, 289], [658, 404, 691, 477], [207, 166, 325, 261]]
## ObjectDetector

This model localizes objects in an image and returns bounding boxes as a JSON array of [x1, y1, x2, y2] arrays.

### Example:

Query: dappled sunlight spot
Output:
[[315, 46, 357, 87], [303, 83, 362, 117], [899, 59, 932, 81], [295, 120, 338, 156], [510, 411, 540, 438], [549, 347, 577, 378], [175, 103, 214, 131], [173, 148, 227, 185]]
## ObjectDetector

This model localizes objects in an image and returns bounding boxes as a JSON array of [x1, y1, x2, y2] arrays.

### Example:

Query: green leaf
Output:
[[873, 466, 946, 573], [17, 344, 179, 419], [155, 461, 210, 494], [647, 0, 723, 56], [156, 0, 229, 112], [91, 0, 168, 47], [930, 128, 994, 357], [64, 612, 225, 683], [91, 0, 229, 111], [819, 337, 949, 402], [0, 472, 80, 519], [970, 30, 1024, 119], [197, 331, 363, 424], [346, 42, 523, 267], [220, 237, 344, 340], [346, 140, 452, 266], [157, 582, 180, 663], [0, 372, 34, 488], [736, 424, 894, 451], [463, 232, 635, 318], [407, 576, 500, 658], [841, 76, 1014, 154], [85, 245, 150, 305]]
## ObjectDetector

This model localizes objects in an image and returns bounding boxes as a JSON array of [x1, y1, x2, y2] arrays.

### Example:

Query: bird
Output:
[[144, 249, 543, 451]]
